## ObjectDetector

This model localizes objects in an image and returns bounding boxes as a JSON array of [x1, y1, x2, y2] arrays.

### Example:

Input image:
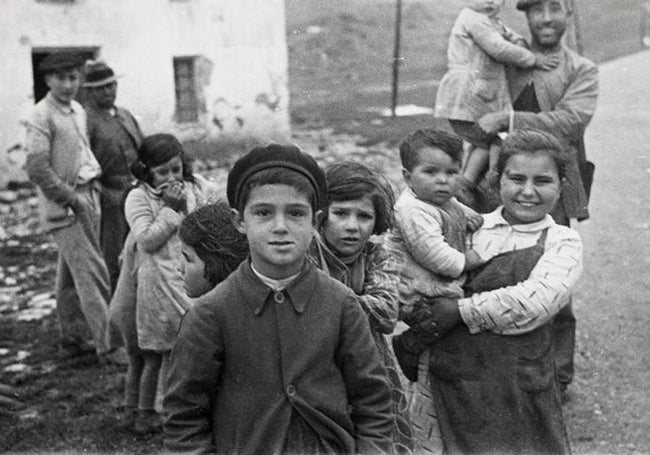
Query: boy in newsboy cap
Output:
[[24, 52, 115, 362], [164, 144, 395, 454]]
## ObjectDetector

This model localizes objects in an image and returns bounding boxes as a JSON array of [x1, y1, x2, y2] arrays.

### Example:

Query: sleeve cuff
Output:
[[458, 297, 483, 334]]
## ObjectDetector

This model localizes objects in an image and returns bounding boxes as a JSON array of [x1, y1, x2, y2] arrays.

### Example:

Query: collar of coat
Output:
[[234, 259, 318, 316], [46, 92, 80, 115], [483, 206, 555, 232]]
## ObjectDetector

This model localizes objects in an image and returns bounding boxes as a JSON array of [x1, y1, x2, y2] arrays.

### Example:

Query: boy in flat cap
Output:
[[84, 60, 143, 292], [476, 0, 599, 400], [164, 144, 394, 454], [24, 52, 113, 361]]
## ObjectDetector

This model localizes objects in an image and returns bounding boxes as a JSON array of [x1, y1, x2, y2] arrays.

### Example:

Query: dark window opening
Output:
[[173, 57, 199, 123]]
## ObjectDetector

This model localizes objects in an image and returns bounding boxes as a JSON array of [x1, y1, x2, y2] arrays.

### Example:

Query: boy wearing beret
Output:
[[164, 144, 394, 454], [24, 52, 113, 360]]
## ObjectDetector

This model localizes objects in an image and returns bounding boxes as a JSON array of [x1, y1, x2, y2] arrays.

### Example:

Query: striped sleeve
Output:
[[458, 226, 583, 335]]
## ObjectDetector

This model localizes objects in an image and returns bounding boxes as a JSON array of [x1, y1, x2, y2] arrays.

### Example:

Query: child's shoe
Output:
[[117, 405, 137, 431], [100, 347, 129, 367], [391, 334, 420, 383], [58, 339, 95, 360], [134, 409, 163, 434]]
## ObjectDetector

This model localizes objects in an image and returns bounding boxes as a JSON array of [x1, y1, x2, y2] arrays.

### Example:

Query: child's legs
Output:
[[462, 145, 489, 183], [139, 351, 163, 411], [124, 352, 144, 409], [155, 351, 171, 413], [488, 142, 501, 175], [448, 119, 496, 185]]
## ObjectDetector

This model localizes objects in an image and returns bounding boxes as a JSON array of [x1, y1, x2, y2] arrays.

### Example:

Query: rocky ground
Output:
[[0, 130, 409, 453]]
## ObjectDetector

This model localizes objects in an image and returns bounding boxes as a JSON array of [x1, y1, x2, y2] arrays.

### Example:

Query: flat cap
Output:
[[227, 144, 327, 211], [516, 0, 542, 9], [516, 0, 569, 10], [38, 52, 84, 74]]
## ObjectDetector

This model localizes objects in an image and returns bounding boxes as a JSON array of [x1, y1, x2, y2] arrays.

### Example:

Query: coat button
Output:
[[286, 384, 296, 397], [274, 292, 285, 303]]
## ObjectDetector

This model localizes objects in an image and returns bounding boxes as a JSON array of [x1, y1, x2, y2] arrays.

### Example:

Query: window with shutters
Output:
[[173, 57, 199, 123]]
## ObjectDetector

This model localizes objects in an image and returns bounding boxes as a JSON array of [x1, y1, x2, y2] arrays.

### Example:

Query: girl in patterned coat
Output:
[[310, 161, 413, 454]]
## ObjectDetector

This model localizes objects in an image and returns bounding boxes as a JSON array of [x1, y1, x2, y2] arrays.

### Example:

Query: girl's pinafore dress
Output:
[[428, 228, 570, 454]]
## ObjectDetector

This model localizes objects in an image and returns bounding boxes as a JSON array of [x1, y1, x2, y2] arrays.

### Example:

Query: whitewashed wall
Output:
[[0, 0, 290, 185]]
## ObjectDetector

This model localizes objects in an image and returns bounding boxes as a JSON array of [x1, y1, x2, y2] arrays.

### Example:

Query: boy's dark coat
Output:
[[164, 260, 394, 454]]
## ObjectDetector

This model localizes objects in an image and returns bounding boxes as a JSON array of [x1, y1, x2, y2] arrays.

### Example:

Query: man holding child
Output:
[[477, 0, 598, 399]]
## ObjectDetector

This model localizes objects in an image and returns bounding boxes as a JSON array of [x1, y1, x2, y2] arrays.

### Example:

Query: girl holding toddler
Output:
[[398, 129, 582, 453]]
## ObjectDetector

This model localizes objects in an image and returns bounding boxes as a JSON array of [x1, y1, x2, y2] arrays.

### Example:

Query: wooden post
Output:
[[390, 0, 403, 117]]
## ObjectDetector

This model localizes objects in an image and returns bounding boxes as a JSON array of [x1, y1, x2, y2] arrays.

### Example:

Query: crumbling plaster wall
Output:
[[0, 0, 290, 185]]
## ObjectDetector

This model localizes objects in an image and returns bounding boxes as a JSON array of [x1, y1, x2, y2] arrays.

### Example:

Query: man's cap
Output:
[[227, 144, 327, 211], [38, 52, 84, 74], [516, 0, 567, 11], [516, 0, 539, 10], [83, 60, 119, 87]]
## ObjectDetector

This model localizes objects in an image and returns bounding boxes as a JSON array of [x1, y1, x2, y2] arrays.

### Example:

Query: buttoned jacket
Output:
[[164, 260, 394, 454], [508, 45, 599, 220], [24, 93, 93, 231], [86, 105, 143, 205]]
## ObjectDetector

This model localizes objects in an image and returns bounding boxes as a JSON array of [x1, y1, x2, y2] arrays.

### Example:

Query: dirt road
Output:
[[565, 49, 650, 454]]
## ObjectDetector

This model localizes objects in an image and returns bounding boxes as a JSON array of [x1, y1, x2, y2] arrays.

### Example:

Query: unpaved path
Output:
[[566, 49, 650, 454]]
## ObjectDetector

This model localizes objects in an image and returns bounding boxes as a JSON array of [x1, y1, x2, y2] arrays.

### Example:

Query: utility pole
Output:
[[390, 0, 403, 117]]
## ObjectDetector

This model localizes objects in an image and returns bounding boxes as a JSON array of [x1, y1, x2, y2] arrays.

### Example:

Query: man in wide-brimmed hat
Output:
[[476, 0, 599, 402], [24, 52, 114, 362], [83, 60, 143, 293]]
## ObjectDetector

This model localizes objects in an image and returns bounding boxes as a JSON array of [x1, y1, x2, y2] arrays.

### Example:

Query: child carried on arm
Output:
[[434, 0, 558, 207], [387, 129, 487, 382]]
